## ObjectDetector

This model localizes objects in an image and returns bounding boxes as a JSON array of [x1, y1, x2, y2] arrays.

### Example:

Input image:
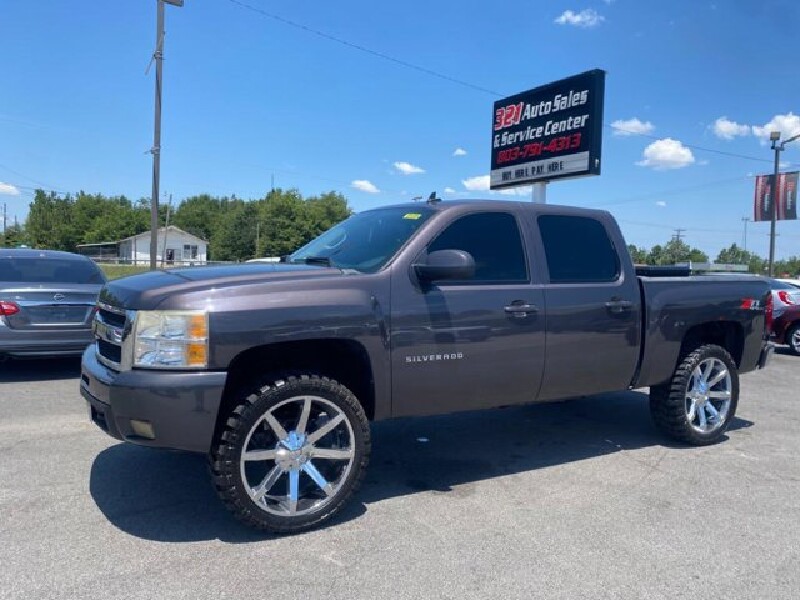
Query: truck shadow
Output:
[[0, 357, 82, 382], [88, 390, 753, 543]]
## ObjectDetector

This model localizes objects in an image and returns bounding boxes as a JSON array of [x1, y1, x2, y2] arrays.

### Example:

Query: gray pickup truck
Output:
[[81, 200, 773, 532]]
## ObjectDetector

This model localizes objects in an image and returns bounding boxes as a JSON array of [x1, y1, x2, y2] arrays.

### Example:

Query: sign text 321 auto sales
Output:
[[493, 90, 590, 164]]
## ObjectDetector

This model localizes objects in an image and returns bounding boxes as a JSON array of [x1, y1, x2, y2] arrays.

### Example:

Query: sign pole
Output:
[[532, 182, 547, 204], [768, 137, 781, 276]]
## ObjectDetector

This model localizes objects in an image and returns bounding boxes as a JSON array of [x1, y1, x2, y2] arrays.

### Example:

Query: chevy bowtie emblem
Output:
[[53, 293, 66, 301]]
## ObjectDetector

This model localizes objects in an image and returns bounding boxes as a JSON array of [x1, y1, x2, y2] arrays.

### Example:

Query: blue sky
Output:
[[2, 0, 800, 259]]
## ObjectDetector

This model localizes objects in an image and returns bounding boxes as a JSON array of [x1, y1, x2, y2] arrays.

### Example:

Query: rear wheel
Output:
[[210, 374, 370, 533], [649, 344, 739, 445], [786, 323, 800, 356]]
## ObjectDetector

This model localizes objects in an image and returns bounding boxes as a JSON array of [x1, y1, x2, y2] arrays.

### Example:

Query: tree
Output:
[[1, 223, 28, 247], [26, 190, 79, 250], [172, 194, 223, 243], [716, 243, 766, 274], [627, 244, 648, 264], [210, 200, 258, 261], [646, 238, 708, 265]]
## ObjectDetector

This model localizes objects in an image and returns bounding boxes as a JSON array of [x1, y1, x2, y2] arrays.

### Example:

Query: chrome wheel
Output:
[[240, 395, 355, 517], [685, 357, 732, 433], [791, 328, 800, 353]]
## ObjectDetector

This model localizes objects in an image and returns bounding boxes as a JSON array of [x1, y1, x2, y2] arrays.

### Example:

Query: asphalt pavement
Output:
[[1, 352, 798, 600]]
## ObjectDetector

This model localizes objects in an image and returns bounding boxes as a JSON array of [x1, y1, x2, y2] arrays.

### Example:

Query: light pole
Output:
[[768, 131, 800, 275], [149, 0, 183, 270], [741, 216, 750, 252]]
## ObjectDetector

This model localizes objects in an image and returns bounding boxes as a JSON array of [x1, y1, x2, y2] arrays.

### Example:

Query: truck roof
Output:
[[373, 199, 613, 219]]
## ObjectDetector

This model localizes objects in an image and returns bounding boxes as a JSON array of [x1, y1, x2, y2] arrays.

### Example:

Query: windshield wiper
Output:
[[297, 256, 333, 267]]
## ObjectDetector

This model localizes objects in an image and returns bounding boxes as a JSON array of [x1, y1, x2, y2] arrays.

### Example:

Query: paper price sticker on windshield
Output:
[[403, 213, 422, 220]]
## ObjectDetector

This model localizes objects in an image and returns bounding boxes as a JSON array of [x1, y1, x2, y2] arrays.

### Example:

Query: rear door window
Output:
[[537, 215, 620, 283]]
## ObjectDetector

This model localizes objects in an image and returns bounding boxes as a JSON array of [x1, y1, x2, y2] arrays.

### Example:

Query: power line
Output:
[[604, 125, 772, 164], [224, 0, 504, 97], [223, 0, 775, 166], [586, 175, 751, 208], [0, 162, 59, 190]]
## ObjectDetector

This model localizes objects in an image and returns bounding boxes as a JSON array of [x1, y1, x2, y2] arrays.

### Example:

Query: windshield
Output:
[[289, 207, 434, 273], [0, 257, 106, 284]]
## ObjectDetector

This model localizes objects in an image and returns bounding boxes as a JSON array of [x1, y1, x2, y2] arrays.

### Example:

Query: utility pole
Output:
[[148, 0, 183, 271], [161, 193, 172, 267], [256, 222, 260, 257], [741, 216, 750, 252], [768, 131, 800, 275], [673, 228, 686, 243]]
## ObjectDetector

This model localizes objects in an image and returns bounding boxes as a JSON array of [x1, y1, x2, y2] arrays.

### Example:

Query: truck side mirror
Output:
[[414, 249, 476, 283]]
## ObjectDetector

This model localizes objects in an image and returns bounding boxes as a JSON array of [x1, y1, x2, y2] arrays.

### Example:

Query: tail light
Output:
[[777, 291, 795, 305], [765, 292, 774, 333], [0, 301, 20, 316]]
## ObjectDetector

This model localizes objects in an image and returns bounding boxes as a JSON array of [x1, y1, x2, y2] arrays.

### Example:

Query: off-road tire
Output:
[[649, 344, 739, 446], [210, 374, 371, 533]]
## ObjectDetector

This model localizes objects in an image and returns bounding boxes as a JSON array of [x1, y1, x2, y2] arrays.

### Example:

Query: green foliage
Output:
[[0, 223, 29, 247], [19, 187, 354, 262], [645, 238, 708, 265], [172, 194, 224, 243], [716, 243, 766, 274], [210, 199, 258, 261], [627, 244, 648, 264]]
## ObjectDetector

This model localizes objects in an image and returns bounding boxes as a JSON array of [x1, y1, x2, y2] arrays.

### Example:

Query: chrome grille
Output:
[[93, 303, 135, 371]]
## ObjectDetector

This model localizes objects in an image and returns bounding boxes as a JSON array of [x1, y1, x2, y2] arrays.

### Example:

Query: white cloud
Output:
[[655, 201, 667, 207], [351, 180, 380, 193], [712, 116, 750, 140], [462, 175, 490, 191], [444, 186, 457, 194], [554, 9, 605, 28], [611, 118, 654, 136], [0, 182, 20, 196], [636, 138, 695, 170], [452, 148, 467, 157], [604, 0, 615, 4], [393, 161, 425, 175], [752, 113, 800, 143]]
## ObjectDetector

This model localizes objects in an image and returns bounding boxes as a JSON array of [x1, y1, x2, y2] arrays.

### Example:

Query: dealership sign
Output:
[[754, 171, 798, 222], [490, 69, 605, 189]]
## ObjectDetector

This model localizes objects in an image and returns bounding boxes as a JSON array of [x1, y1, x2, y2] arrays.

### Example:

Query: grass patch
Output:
[[99, 264, 150, 280]]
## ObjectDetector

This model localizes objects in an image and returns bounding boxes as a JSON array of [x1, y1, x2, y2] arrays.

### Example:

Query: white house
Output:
[[117, 226, 208, 266]]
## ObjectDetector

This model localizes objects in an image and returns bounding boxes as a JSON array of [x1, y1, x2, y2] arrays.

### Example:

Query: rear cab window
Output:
[[0, 257, 106, 284], [537, 214, 620, 283]]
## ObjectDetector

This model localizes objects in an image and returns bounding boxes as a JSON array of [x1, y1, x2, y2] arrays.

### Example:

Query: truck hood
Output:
[[98, 263, 343, 310]]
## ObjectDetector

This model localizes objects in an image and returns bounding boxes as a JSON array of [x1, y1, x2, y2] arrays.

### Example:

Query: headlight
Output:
[[133, 311, 208, 369]]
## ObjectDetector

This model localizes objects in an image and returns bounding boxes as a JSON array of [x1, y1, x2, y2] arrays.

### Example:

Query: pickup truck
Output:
[[81, 200, 774, 533]]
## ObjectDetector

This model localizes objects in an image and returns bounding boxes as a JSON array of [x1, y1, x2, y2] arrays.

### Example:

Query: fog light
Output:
[[130, 419, 155, 439]]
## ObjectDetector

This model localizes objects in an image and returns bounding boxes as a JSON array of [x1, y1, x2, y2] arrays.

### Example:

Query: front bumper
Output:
[[758, 341, 775, 370], [80, 345, 227, 453]]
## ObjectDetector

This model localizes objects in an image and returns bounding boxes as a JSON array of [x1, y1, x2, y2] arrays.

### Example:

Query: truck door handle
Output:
[[605, 299, 633, 313], [504, 302, 538, 317]]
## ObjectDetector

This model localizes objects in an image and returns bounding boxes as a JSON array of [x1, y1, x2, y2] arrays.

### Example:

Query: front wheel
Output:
[[649, 344, 739, 445], [210, 374, 371, 533]]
